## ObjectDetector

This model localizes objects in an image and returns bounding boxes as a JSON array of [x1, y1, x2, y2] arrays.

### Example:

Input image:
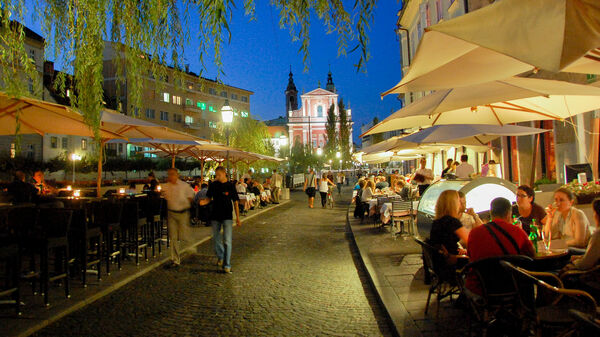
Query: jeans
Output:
[[320, 191, 328, 207], [211, 219, 233, 269], [336, 183, 343, 194]]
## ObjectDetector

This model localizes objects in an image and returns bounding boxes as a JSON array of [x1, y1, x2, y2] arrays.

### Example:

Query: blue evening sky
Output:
[[23, 1, 404, 144]]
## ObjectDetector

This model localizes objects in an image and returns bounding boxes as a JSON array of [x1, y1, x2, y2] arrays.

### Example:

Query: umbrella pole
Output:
[[200, 159, 205, 181], [96, 140, 104, 198], [530, 129, 541, 186], [171, 155, 176, 168]]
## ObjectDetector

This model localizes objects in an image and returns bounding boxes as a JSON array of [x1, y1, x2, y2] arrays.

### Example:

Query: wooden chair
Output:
[[391, 200, 415, 237]]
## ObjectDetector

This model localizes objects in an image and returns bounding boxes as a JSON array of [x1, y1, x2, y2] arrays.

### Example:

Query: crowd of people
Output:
[[302, 169, 346, 208]]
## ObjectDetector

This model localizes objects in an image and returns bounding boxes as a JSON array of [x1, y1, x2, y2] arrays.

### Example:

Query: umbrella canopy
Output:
[[400, 124, 549, 146], [0, 93, 123, 139], [366, 77, 600, 135], [108, 138, 216, 168], [101, 110, 203, 141], [383, 0, 600, 95]]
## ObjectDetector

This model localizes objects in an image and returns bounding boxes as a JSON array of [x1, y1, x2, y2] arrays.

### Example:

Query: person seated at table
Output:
[[7, 171, 38, 204], [375, 176, 389, 190], [126, 182, 137, 194], [457, 191, 482, 234], [466, 197, 535, 294], [32, 170, 57, 196], [429, 190, 470, 265], [562, 198, 600, 272], [361, 180, 377, 202], [544, 187, 591, 249], [236, 180, 247, 194], [512, 185, 547, 234]]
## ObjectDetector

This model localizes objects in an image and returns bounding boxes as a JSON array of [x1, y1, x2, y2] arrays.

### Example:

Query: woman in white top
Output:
[[544, 187, 592, 248], [318, 173, 333, 208], [562, 198, 600, 272], [361, 180, 376, 202]]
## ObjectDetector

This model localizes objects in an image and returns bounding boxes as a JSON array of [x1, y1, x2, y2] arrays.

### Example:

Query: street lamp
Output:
[[221, 100, 233, 180], [316, 148, 323, 156], [70, 153, 81, 185]]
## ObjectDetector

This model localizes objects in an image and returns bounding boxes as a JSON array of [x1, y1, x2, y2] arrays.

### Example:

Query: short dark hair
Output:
[[490, 197, 512, 218], [461, 154, 468, 162], [592, 198, 600, 218], [446, 159, 453, 165], [517, 185, 535, 202], [201, 183, 208, 188], [215, 166, 226, 173]]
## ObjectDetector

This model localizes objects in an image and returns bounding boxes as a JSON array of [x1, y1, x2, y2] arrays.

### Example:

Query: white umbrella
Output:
[[400, 124, 549, 146], [365, 77, 600, 135], [383, 0, 600, 95]]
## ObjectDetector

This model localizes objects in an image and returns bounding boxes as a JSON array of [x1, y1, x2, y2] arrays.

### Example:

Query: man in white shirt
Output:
[[413, 158, 434, 196], [162, 168, 195, 267], [455, 154, 475, 179], [271, 169, 282, 204]]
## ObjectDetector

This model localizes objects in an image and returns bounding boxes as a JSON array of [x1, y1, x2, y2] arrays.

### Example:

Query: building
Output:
[[389, 0, 600, 185], [285, 69, 353, 152], [102, 41, 253, 156]]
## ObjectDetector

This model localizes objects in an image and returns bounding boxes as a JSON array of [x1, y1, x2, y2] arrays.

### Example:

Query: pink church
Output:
[[285, 70, 353, 150]]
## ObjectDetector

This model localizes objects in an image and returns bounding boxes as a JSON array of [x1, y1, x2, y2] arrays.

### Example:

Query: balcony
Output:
[[184, 121, 205, 130], [183, 104, 203, 113]]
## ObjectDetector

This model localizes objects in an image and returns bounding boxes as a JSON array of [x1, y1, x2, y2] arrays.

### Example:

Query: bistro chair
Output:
[[37, 208, 73, 307], [560, 265, 600, 301], [144, 196, 164, 257], [460, 255, 533, 336], [7, 207, 40, 295], [120, 201, 148, 266], [501, 260, 598, 337], [414, 237, 462, 316], [92, 201, 123, 275], [68, 207, 102, 287], [569, 309, 600, 336], [375, 197, 390, 229], [391, 199, 415, 237], [0, 241, 21, 315]]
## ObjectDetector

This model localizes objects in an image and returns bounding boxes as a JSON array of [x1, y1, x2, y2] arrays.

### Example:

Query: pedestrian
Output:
[[303, 168, 317, 208], [271, 169, 282, 204], [199, 166, 241, 274], [162, 168, 195, 267], [336, 171, 345, 195], [319, 173, 333, 208]]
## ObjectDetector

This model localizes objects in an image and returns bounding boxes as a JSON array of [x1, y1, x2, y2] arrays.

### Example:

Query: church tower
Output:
[[285, 68, 298, 113], [325, 69, 336, 93]]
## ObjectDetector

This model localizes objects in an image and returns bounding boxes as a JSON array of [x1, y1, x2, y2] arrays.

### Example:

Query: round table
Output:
[[531, 248, 570, 271]]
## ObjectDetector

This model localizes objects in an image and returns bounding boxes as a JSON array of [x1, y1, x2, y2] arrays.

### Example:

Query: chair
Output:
[[414, 238, 462, 316], [7, 207, 40, 295], [375, 197, 390, 229], [37, 208, 73, 306], [92, 201, 123, 275], [120, 201, 148, 265], [0, 241, 21, 315], [501, 260, 598, 337], [569, 309, 600, 335], [460, 255, 533, 336], [69, 207, 102, 287], [144, 196, 163, 257], [560, 265, 600, 300], [391, 200, 415, 237]]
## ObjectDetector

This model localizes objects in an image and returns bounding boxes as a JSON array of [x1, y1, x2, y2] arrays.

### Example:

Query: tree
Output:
[[338, 99, 351, 168], [324, 103, 337, 159], [370, 117, 384, 144], [2, 1, 377, 145]]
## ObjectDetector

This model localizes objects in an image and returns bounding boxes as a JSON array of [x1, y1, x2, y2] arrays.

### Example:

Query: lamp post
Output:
[[70, 153, 82, 185], [336, 151, 341, 170], [221, 100, 233, 180]]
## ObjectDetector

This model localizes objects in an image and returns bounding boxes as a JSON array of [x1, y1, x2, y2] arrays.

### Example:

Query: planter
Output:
[[575, 193, 598, 205]]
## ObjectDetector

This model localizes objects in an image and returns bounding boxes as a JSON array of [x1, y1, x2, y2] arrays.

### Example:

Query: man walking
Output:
[[271, 169, 282, 204], [162, 168, 195, 267], [200, 166, 241, 274]]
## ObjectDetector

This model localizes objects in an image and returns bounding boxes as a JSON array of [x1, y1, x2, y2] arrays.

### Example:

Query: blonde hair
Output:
[[435, 190, 460, 220], [365, 180, 375, 190]]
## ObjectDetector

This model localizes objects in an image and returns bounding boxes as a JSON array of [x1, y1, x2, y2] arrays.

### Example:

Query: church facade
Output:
[[285, 70, 353, 151]]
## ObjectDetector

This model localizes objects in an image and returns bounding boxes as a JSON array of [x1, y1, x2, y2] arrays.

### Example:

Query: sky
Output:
[[22, 1, 404, 144]]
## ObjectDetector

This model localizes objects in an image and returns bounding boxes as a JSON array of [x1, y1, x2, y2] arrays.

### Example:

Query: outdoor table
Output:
[[530, 248, 570, 271], [379, 201, 419, 224]]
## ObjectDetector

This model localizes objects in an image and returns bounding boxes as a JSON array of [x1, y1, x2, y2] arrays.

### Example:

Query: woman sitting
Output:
[[353, 179, 367, 218], [563, 198, 600, 271], [544, 187, 591, 249], [512, 185, 547, 235], [361, 180, 376, 202], [430, 190, 469, 265]]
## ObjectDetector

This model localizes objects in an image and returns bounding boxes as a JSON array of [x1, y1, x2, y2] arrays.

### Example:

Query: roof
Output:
[[265, 116, 287, 126], [0, 20, 44, 43], [302, 88, 337, 97]]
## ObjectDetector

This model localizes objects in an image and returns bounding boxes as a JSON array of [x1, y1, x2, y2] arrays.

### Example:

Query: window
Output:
[[61, 137, 68, 149], [50, 136, 58, 149], [241, 96, 248, 102], [172, 95, 181, 105], [26, 144, 34, 159], [10, 143, 15, 158], [241, 111, 249, 118], [231, 93, 238, 100], [145, 108, 156, 119], [208, 105, 215, 112], [66, 89, 71, 97], [160, 111, 169, 121], [208, 88, 218, 95], [29, 49, 35, 63], [131, 107, 140, 117], [197, 101, 206, 110], [118, 143, 123, 153], [185, 116, 194, 124], [81, 139, 88, 150], [208, 121, 217, 128], [28, 79, 33, 94], [317, 106, 323, 117], [220, 91, 227, 98], [175, 114, 182, 123], [161, 92, 170, 102], [185, 98, 193, 106]]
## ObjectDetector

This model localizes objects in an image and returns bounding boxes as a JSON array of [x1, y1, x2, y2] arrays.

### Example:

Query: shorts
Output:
[[305, 187, 316, 197]]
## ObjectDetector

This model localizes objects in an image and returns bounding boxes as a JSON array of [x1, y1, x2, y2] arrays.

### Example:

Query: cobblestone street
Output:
[[34, 191, 393, 337]]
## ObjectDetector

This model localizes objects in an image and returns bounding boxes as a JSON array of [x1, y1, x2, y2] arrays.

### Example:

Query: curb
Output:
[[18, 200, 290, 337], [345, 205, 421, 337]]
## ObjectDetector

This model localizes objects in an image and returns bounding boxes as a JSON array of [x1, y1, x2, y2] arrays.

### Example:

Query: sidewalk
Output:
[[346, 205, 468, 337], [0, 200, 289, 337]]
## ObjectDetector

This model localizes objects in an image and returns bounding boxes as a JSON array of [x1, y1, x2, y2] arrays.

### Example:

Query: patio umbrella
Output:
[[108, 138, 215, 168], [365, 77, 600, 136], [383, 0, 600, 95], [399, 124, 549, 147]]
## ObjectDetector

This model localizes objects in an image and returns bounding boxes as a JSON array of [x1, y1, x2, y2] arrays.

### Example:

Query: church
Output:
[[284, 69, 353, 151]]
